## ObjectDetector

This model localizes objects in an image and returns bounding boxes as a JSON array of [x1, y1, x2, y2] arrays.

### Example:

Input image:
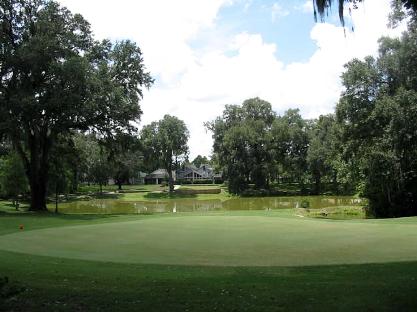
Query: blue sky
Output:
[[59, 0, 404, 158], [213, 0, 317, 63]]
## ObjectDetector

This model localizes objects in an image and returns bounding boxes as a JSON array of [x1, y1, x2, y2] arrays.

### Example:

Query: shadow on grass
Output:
[[0, 209, 116, 222], [1, 251, 417, 312]]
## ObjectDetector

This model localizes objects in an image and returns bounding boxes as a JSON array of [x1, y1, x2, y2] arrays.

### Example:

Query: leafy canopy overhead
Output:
[[313, 0, 417, 27]]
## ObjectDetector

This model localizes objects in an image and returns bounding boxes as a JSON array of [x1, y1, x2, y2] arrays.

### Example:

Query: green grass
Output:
[[179, 184, 221, 190], [1, 207, 417, 310], [73, 184, 230, 201], [2, 213, 417, 266], [297, 206, 367, 219], [120, 189, 232, 201], [77, 184, 167, 193]]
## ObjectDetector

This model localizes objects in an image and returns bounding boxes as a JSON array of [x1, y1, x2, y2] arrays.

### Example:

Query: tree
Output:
[[0, 152, 28, 209], [306, 115, 339, 194], [207, 98, 275, 193], [313, 0, 417, 27], [104, 133, 142, 190], [192, 155, 210, 168], [72, 133, 112, 193], [140, 115, 189, 193], [336, 22, 417, 216], [89, 148, 111, 194], [0, 0, 153, 210], [271, 109, 309, 187]]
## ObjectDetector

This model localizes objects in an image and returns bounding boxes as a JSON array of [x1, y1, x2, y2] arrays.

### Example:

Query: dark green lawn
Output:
[[1, 209, 417, 311], [2, 250, 417, 311]]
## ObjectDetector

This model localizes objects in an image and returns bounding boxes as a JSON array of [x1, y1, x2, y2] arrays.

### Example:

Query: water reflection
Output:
[[54, 196, 365, 214]]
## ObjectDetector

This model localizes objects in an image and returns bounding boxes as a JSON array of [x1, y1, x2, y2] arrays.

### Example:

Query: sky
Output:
[[58, 0, 406, 159]]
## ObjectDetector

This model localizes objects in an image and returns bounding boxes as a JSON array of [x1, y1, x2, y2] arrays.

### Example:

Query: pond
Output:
[[52, 196, 365, 214]]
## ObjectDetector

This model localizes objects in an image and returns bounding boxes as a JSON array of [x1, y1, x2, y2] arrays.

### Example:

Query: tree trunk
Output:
[[71, 168, 78, 193], [55, 185, 59, 214], [29, 177, 48, 211], [167, 162, 174, 193], [118, 182, 122, 190], [24, 131, 50, 212], [314, 173, 321, 195]]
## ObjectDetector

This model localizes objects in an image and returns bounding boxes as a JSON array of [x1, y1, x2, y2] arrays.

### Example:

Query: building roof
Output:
[[146, 169, 168, 179]]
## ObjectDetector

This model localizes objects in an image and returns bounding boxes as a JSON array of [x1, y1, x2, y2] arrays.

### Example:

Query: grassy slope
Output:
[[1, 209, 417, 311]]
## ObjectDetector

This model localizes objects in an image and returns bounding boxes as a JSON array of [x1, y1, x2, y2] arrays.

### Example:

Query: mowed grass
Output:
[[1, 209, 417, 311], [2, 213, 417, 266]]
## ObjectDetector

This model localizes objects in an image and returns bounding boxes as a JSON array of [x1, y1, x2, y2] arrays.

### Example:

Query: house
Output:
[[145, 169, 176, 185], [176, 164, 222, 183]]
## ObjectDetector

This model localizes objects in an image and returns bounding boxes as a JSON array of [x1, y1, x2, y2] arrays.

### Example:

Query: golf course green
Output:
[[1, 208, 417, 311], [1, 213, 417, 266]]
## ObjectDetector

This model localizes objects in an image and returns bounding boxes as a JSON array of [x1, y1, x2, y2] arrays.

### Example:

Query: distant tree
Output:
[[271, 109, 309, 187], [307, 115, 339, 194], [104, 133, 142, 190], [192, 155, 210, 168], [139, 121, 162, 174], [207, 98, 275, 193], [89, 147, 111, 194], [48, 136, 81, 212], [0, 0, 153, 211], [140, 115, 189, 193], [0, 152, 28, 209]]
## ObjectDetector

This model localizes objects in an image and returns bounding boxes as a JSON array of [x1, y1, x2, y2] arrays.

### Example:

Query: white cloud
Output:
[[295, 1, 314, 14], [58, 0, 233, 85], [271, 3, 290, 22], [58, 0, 406, 159]]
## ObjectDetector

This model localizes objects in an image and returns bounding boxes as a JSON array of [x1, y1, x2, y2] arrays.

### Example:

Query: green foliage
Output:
[[306, 115, 341, 194], [0, 152, 28, 207], [207, 98, 275, 194], [0, 0, 152, 210], [140, 115, 189, 192], [103, 133, 143, 189], [191, 155, 210, 168], [271, 109, 310, 186], [336, 22, 417, 217]]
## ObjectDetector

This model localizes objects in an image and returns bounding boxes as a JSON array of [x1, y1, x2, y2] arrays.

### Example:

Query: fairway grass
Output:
[[1, 210, 417, 311], [1, 215, 417, 266]]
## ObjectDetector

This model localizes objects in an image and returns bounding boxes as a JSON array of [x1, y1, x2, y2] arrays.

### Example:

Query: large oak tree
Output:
[[0, 0, 153, 210]]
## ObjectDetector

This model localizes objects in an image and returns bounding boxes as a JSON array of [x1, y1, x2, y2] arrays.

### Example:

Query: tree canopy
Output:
[[336, 21, 417, 216], [140, 115, 189, 193], [313, 0, 417, 27], [0, 0, 153, 210]]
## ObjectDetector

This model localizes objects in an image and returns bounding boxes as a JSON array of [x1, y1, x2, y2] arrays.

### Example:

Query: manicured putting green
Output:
[[1, 216, 417, 266]]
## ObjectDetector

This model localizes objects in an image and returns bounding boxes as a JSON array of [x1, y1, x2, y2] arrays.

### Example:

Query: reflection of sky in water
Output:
[[55, 196, 366, 214]]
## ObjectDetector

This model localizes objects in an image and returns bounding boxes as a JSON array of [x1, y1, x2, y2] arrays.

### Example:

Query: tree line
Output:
[[207, 10, 417, 217], [1, 0, 417, 218]]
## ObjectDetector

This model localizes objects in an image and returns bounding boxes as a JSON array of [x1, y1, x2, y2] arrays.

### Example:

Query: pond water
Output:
[[53, 196, 365, 214]]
